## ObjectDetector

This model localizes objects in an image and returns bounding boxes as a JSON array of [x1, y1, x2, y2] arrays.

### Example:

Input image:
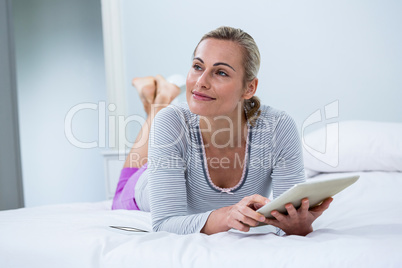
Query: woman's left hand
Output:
[[264, 197, 333, 236]]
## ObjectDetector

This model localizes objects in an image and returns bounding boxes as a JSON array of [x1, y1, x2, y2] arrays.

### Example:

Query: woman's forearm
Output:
[[201, 207, 231, 235]]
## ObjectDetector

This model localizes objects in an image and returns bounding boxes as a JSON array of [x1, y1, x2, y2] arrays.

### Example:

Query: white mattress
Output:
[[1, 171, 402, 267]]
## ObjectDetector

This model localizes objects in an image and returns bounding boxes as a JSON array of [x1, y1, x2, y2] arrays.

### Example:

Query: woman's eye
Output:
[[217, 70, 228, 77], [193, 64, 202, 71]]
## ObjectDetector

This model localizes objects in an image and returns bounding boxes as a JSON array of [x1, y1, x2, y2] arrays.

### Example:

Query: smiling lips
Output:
[[192, 91, 216, 101]]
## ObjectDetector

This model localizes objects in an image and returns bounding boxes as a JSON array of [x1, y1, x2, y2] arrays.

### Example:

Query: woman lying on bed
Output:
[[112, 26, 332, 235]]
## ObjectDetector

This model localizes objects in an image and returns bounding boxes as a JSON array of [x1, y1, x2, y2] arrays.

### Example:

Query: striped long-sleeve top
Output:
[[147, 103, 305, 235]]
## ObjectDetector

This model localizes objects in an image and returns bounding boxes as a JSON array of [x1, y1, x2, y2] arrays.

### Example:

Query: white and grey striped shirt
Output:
[[140, 103, 305, 235]]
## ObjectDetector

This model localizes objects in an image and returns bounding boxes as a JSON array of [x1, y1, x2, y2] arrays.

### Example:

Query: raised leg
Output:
[[123, 75, 181, 168]]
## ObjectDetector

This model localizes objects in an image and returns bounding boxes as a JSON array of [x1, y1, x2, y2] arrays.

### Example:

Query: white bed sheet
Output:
[[1, 171, 401, 268]]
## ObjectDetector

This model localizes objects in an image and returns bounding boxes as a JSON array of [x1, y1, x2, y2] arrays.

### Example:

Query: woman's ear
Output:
[[242, 78, 258, 100]]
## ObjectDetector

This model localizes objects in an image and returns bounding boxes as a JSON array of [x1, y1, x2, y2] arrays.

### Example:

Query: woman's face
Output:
[[186, 38, 249, 118]]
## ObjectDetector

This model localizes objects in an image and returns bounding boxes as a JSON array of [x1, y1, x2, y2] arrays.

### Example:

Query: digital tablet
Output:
[[256, 175, 360, 219]]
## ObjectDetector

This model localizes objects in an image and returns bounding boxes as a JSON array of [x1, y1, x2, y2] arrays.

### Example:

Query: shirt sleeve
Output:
[[147, 105, 213, 234], [270, 112, 305, 236], [271, 112, 306, 198]]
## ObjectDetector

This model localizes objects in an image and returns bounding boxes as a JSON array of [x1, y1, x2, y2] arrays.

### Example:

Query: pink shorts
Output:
[[111, 163, 147, 210]]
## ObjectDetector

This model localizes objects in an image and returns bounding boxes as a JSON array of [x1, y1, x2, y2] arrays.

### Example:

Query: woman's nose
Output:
[[196, 71, 211, 89]]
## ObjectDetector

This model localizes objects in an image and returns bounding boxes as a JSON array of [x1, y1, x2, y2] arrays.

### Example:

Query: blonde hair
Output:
[[193, 26, 262, 126]]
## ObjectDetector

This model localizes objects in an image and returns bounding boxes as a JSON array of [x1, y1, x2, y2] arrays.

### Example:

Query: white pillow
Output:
[[303, 120, 402, 173]]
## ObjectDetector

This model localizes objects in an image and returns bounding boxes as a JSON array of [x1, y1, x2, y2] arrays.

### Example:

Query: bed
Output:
[[1, 121, 401, 267]]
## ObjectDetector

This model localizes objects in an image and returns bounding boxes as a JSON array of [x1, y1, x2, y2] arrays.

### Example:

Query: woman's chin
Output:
[[188, 106, 209, 117], [188, 101, 215, 117]]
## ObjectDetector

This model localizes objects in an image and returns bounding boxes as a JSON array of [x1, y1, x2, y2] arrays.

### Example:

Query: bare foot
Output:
[[154, 75, 181, 105], [132, 76, 156, 115]]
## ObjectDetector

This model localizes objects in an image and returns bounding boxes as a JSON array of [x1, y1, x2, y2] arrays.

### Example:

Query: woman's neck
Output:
[[199, 104, 248, 149]]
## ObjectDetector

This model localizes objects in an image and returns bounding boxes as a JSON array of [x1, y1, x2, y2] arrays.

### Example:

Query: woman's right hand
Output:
[[202, 194, 269, 234], [226, 194, 270, 232]]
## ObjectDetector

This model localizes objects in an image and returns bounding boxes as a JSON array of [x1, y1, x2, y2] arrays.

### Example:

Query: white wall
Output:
[[120, 0, 402, 139], [13, 0, 107, 207]]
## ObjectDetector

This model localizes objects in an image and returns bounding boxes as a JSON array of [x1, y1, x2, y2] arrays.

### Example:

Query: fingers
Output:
[[265, 200, 308, 226], [285, 203, 297, 217], [264, 217, 280, 228], [299, 198, 309, 219], [322, 197, 333, 207], [270, 210, 286, 222], [253, 203, 264, 210], [264, 198, 332, 236], [228, 195, 270, 232], [233, 209, 260, 228], [310, 197, 333, 214], [264, 210, 287, 230], [240, 194, 269, 222], [241, 194, 270, 208], [226, 207, 254, 232], [238, 205, 266, 224], [300, 198, 309, 211], [230, 219, 250, 233]]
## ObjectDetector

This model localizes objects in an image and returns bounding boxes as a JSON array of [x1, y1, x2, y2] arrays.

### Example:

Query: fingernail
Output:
[[260, 216, 265, 221]]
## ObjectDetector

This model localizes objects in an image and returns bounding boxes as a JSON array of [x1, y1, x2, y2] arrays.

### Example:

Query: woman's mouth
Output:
[[192, 91, 216, 101]]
